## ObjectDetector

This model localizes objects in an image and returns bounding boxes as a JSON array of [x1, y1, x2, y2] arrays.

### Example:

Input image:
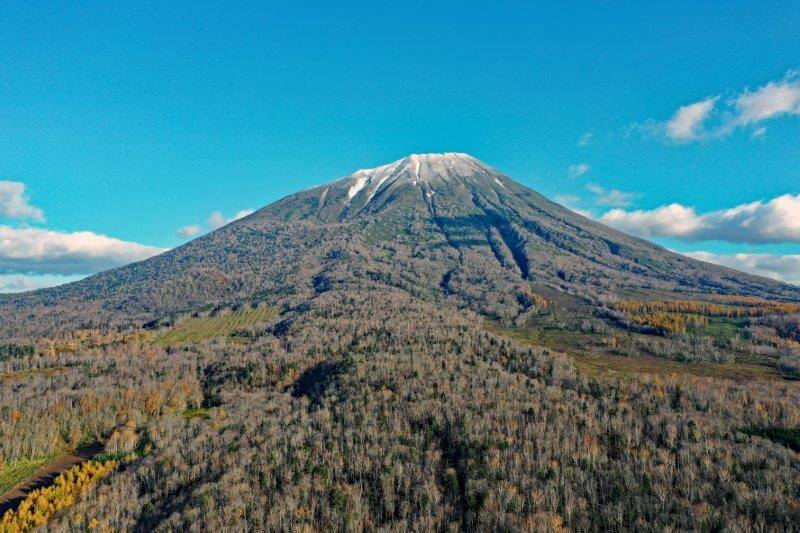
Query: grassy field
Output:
[[153, 306, 278, 346], [182, 406, 211, 420], [0, 457, 50, 494], [486, 320, 785, 382], [690, 317, 748, 340]]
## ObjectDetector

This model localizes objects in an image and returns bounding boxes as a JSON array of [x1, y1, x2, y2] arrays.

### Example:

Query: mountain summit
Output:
[[341, 152, 509, 203], [268, 152, 517, 222], [1, 153, 798, 338], [345, 152, 492, 195]]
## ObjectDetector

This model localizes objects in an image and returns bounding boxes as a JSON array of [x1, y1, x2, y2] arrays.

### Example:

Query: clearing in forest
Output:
[[0, 458, 50, 496], [153, 306, 278, 346]]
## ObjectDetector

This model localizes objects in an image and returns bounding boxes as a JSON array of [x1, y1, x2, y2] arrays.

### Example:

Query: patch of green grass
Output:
[[485, 318, 608, 358], [741, 427, 800, 452], [153, 306, 277, 346], [690, 317, 747, 340], [0, 457, 51, 494], [183, 406, 211, 420]]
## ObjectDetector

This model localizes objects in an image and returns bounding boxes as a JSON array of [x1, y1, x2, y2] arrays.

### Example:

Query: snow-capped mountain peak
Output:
[[341, 152, 501, 206]]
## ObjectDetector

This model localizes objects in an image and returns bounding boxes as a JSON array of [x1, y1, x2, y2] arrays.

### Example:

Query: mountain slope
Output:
[[3, 154, 800, 531], [1, 153, 798, 338]]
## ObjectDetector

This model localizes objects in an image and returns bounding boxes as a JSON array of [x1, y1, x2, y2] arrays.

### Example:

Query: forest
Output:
[[1, 284, 799, 531]]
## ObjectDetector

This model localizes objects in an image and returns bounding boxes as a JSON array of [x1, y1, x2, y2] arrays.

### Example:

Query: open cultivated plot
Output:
[[153, 306, 278, 346]]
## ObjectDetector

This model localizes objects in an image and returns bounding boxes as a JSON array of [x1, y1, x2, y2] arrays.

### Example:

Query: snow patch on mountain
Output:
[[347, 175, 370, 200], [366, 166, 401, 202], [343, 153, 493, 206], [346, 161, 401, 202]]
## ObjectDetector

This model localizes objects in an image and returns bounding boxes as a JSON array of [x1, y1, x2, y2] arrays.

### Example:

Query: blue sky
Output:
[[1, 1, 800, 291]]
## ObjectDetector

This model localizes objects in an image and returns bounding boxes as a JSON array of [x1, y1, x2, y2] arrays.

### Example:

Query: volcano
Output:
[[1, 152, 798, 338]]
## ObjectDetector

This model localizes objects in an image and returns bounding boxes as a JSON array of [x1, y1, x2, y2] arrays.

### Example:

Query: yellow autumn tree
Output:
[[0, 459, 117, 532]]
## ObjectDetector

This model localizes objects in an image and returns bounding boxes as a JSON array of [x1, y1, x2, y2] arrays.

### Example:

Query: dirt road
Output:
[[0, 443, 103, 516]]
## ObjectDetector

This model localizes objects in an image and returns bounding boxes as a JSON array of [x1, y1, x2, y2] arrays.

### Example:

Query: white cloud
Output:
[[586, 183, 637, 207], [599, 193, 800, 244], [751, 126, 767, 139], [578, 132, 592, 146], [0, 181, 45, 221], [601, 203, 702, 237], [650, 70, 800, 142], [0, 180, 165, 291], [178, 225, 202, 237], [0, 226, 166, 275], [733, 75, 800, 125], [0, 273, 86, 293], [665, 97, 718, 141], [684, 251, 800, 286], [568, 163, 591, 178], [208, 209, 255, 229]]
